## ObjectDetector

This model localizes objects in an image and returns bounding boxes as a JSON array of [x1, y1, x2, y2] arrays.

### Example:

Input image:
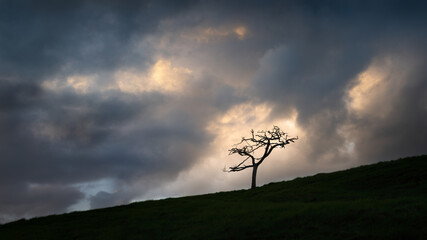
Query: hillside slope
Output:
[[1, 155, 426, 239]]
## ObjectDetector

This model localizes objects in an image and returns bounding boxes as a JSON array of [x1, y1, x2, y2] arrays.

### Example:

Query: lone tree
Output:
[[227, 126, 297, 189]]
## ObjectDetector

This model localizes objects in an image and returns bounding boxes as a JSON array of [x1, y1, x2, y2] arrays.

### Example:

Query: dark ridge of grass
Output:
[[1, 155, 426, 239]]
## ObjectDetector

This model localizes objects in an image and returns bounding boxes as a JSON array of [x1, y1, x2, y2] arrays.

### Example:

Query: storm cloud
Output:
[[1, 0, 426, 223]]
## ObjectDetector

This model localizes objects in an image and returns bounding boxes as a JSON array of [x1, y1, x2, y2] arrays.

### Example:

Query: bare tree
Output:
[[227, 126, 297, 189]]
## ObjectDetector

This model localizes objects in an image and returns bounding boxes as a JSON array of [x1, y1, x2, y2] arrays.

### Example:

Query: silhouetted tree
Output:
[[227, 126, 297, 189]]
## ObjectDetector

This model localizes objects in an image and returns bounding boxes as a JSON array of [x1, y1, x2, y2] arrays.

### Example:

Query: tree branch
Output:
[[227, 126, 297, 189]]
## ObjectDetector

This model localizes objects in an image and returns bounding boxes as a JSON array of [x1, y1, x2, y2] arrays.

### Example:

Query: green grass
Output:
[[1, 155, 426, 239]]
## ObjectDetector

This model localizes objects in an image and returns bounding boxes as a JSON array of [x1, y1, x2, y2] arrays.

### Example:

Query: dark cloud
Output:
[[0, 182, 83, 223], [0, 85, 212, 182], [248, 0, 427, 164], [0, 0, 196, 81], [347, 51, 427, 163], [1, 0, 426, 223], [0, 72, 238, 222], [0, 88, 217, 222]]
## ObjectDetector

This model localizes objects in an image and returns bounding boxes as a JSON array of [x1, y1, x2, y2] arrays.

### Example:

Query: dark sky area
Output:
[[1, 0, 426, 223]]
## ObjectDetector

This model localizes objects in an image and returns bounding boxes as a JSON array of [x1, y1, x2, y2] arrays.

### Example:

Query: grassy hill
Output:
[[1, 155, 426, 239]]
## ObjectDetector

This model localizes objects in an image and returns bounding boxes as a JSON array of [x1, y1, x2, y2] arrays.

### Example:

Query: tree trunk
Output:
[[251, 165, 258, 189]]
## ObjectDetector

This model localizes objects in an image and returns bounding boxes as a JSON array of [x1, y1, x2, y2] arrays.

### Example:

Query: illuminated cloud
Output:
[[115, 59, 192, 94], [180, 25, 248, 43], [42, 75, 96, 94], [346, 56, 411, 119], [234, 26, 247, 40], [137, 103, 303, 198], [66, 76, 94, 94]]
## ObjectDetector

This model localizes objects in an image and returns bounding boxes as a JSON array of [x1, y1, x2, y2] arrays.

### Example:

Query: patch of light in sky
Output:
[[68, 178, 116, 212]]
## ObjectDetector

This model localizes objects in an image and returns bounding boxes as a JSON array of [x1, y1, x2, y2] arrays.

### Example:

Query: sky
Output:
[[1, 0, 426, 223]]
